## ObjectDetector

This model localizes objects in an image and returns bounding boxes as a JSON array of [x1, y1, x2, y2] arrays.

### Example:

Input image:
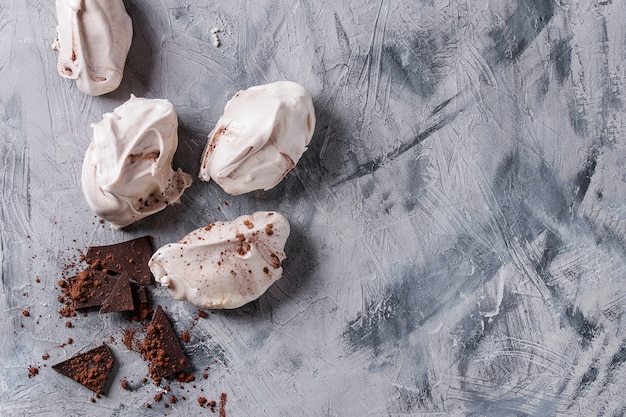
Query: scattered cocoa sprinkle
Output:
[[42, 353, 50, 361], [219, 392, 227, 417], [164, 402, 170, 408], [223, 201, 229, 206], [263, 267, 269, 274], [67, 337, 73, 345], [154, 392, 163, 402], [58, 280, 68, 288], [35, 277, 41, 283], [204, 224, 214, 231], [209, 399, 217, 412], [170, 395, 178, 404], [243, 220, 254, 229], [65, 321, 73, 328], [197, 310, 207, 318], [122, 329, 136, 350], [176, 372, 195, 383], [198, 397, 207, 406], [28, 365, 39, 378], [89, 397, 96, 403], [99, 219, 105, 224], [121, 380, 129, 390], [265, 223, 274, 235], [146, 403, 151, 408], [202, 373, 208, 379], [22, 310, 30, 317], [181, 331, 191, 343]]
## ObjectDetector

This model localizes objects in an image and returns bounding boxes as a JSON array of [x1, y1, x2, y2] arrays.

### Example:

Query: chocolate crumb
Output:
[[198, 397, 207, 406], [67, 337, 73, 345], [65, 321, 73, 328], [154, 392, 163, 402], [28, 365, 39, 378], [197, 310, 207, 318], [89, 397, 96, 403], [22, 310, 30, 317], [181, 331, 191, 343], [42, 353, 50, 361], [121, 380, 129, 390]]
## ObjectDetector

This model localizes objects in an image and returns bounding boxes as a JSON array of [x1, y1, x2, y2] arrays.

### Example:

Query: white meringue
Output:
[[81, 95, 192, 228], [149, 211, 290, 309], [53, 0, 132, 96], [199, 81, 316, 195]]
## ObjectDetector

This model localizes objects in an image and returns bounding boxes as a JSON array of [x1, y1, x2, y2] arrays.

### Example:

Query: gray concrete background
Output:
[[1, 0, 626, 415]]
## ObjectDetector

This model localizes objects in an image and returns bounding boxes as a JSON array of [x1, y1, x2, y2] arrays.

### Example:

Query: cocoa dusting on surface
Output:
[[219, 392, 227, 417], [52, 344, 115, 395], [265, 223, 274, 235], [243, 219, 254, 229], [122, 329, 136, 350]]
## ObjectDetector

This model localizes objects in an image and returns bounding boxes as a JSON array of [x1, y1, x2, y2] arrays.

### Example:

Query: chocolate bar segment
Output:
[[139, 305, 190, 380], [86, 236, 154, 284], [52, 344, 115, 394], [100, 272, 134, 314]]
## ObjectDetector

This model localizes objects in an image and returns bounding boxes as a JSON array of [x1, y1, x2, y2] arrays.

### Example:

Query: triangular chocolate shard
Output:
[[99, 272, 134, 314], [69, 268, 117, 310], [52, 344, 115, 394], [139, 305, 190, 380], [86, 236, 154, 284]]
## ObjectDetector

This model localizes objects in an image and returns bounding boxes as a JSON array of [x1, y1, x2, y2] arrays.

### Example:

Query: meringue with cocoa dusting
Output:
[[149, 211, 290, 309], [81, 95, 192, 228], [53, 0, 132, 96], [199, 81, 315, 195]]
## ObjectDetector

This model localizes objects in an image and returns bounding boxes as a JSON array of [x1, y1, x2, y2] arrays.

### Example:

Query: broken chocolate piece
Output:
[[99, 272, 134, 314], [131, 283, 149, 304], [139, 305, 190, 380], [86, 236, 154, 284], [69, 268, 117, 310], [52, 344, 115, 394]]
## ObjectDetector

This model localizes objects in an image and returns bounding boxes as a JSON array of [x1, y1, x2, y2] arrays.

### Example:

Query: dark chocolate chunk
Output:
[[52, 344, 115, 394], [86, 236, 154, 284], [69, 268, 117, 310], [99, 272, 134, 314], [131, 283, 149, 304], [139, 305, 190, 380]]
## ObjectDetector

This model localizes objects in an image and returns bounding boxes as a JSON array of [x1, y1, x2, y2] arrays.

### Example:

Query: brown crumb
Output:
[[154, 392, 163, 402], [198, 397, 207, 406], [22, 310, 30, 317], [145, 403, 151, 409], [35, 277, 41, 283], [121, 379, 129, 390], [58, 280, 67, 288], [202, 373, 209, 379], [42, 353, 50, 361], [265, 223, 274, 235], [197, 310, 207, 318], [181, 330, 191, 343], [67, 337, 73, 345], [219, 392, 227, 417], [65, 321, 73, 328], [243, 219, 254, 229], [28, 365, 39, 378], [122, 328, 136, 350], [89, 397, 96, 403], [170, 395, 178, 404]]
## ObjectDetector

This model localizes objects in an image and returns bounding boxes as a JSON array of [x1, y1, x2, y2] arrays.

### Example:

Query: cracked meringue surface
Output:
[[81, 95, 192, 228], [149, 211, 290, 309], [53, 0, 132, 96], [199, 81, 316, 195]]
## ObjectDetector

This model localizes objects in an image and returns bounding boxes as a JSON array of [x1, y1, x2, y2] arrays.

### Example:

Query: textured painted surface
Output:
[[1, 0, 626, 415]]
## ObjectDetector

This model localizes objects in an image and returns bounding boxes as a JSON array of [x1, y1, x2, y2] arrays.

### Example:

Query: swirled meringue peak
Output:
[[81, 95, 192, 228], [149, 211, 290, 309], [53, 0, 132, 96], [199, 81, 315, 195]]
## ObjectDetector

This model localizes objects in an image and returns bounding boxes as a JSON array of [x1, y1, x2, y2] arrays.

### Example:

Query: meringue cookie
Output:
[[199, 81, 316, 195], [149, 211, 290, 309], [81, 95, 192, 228], [53, 0, 132, 96]]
